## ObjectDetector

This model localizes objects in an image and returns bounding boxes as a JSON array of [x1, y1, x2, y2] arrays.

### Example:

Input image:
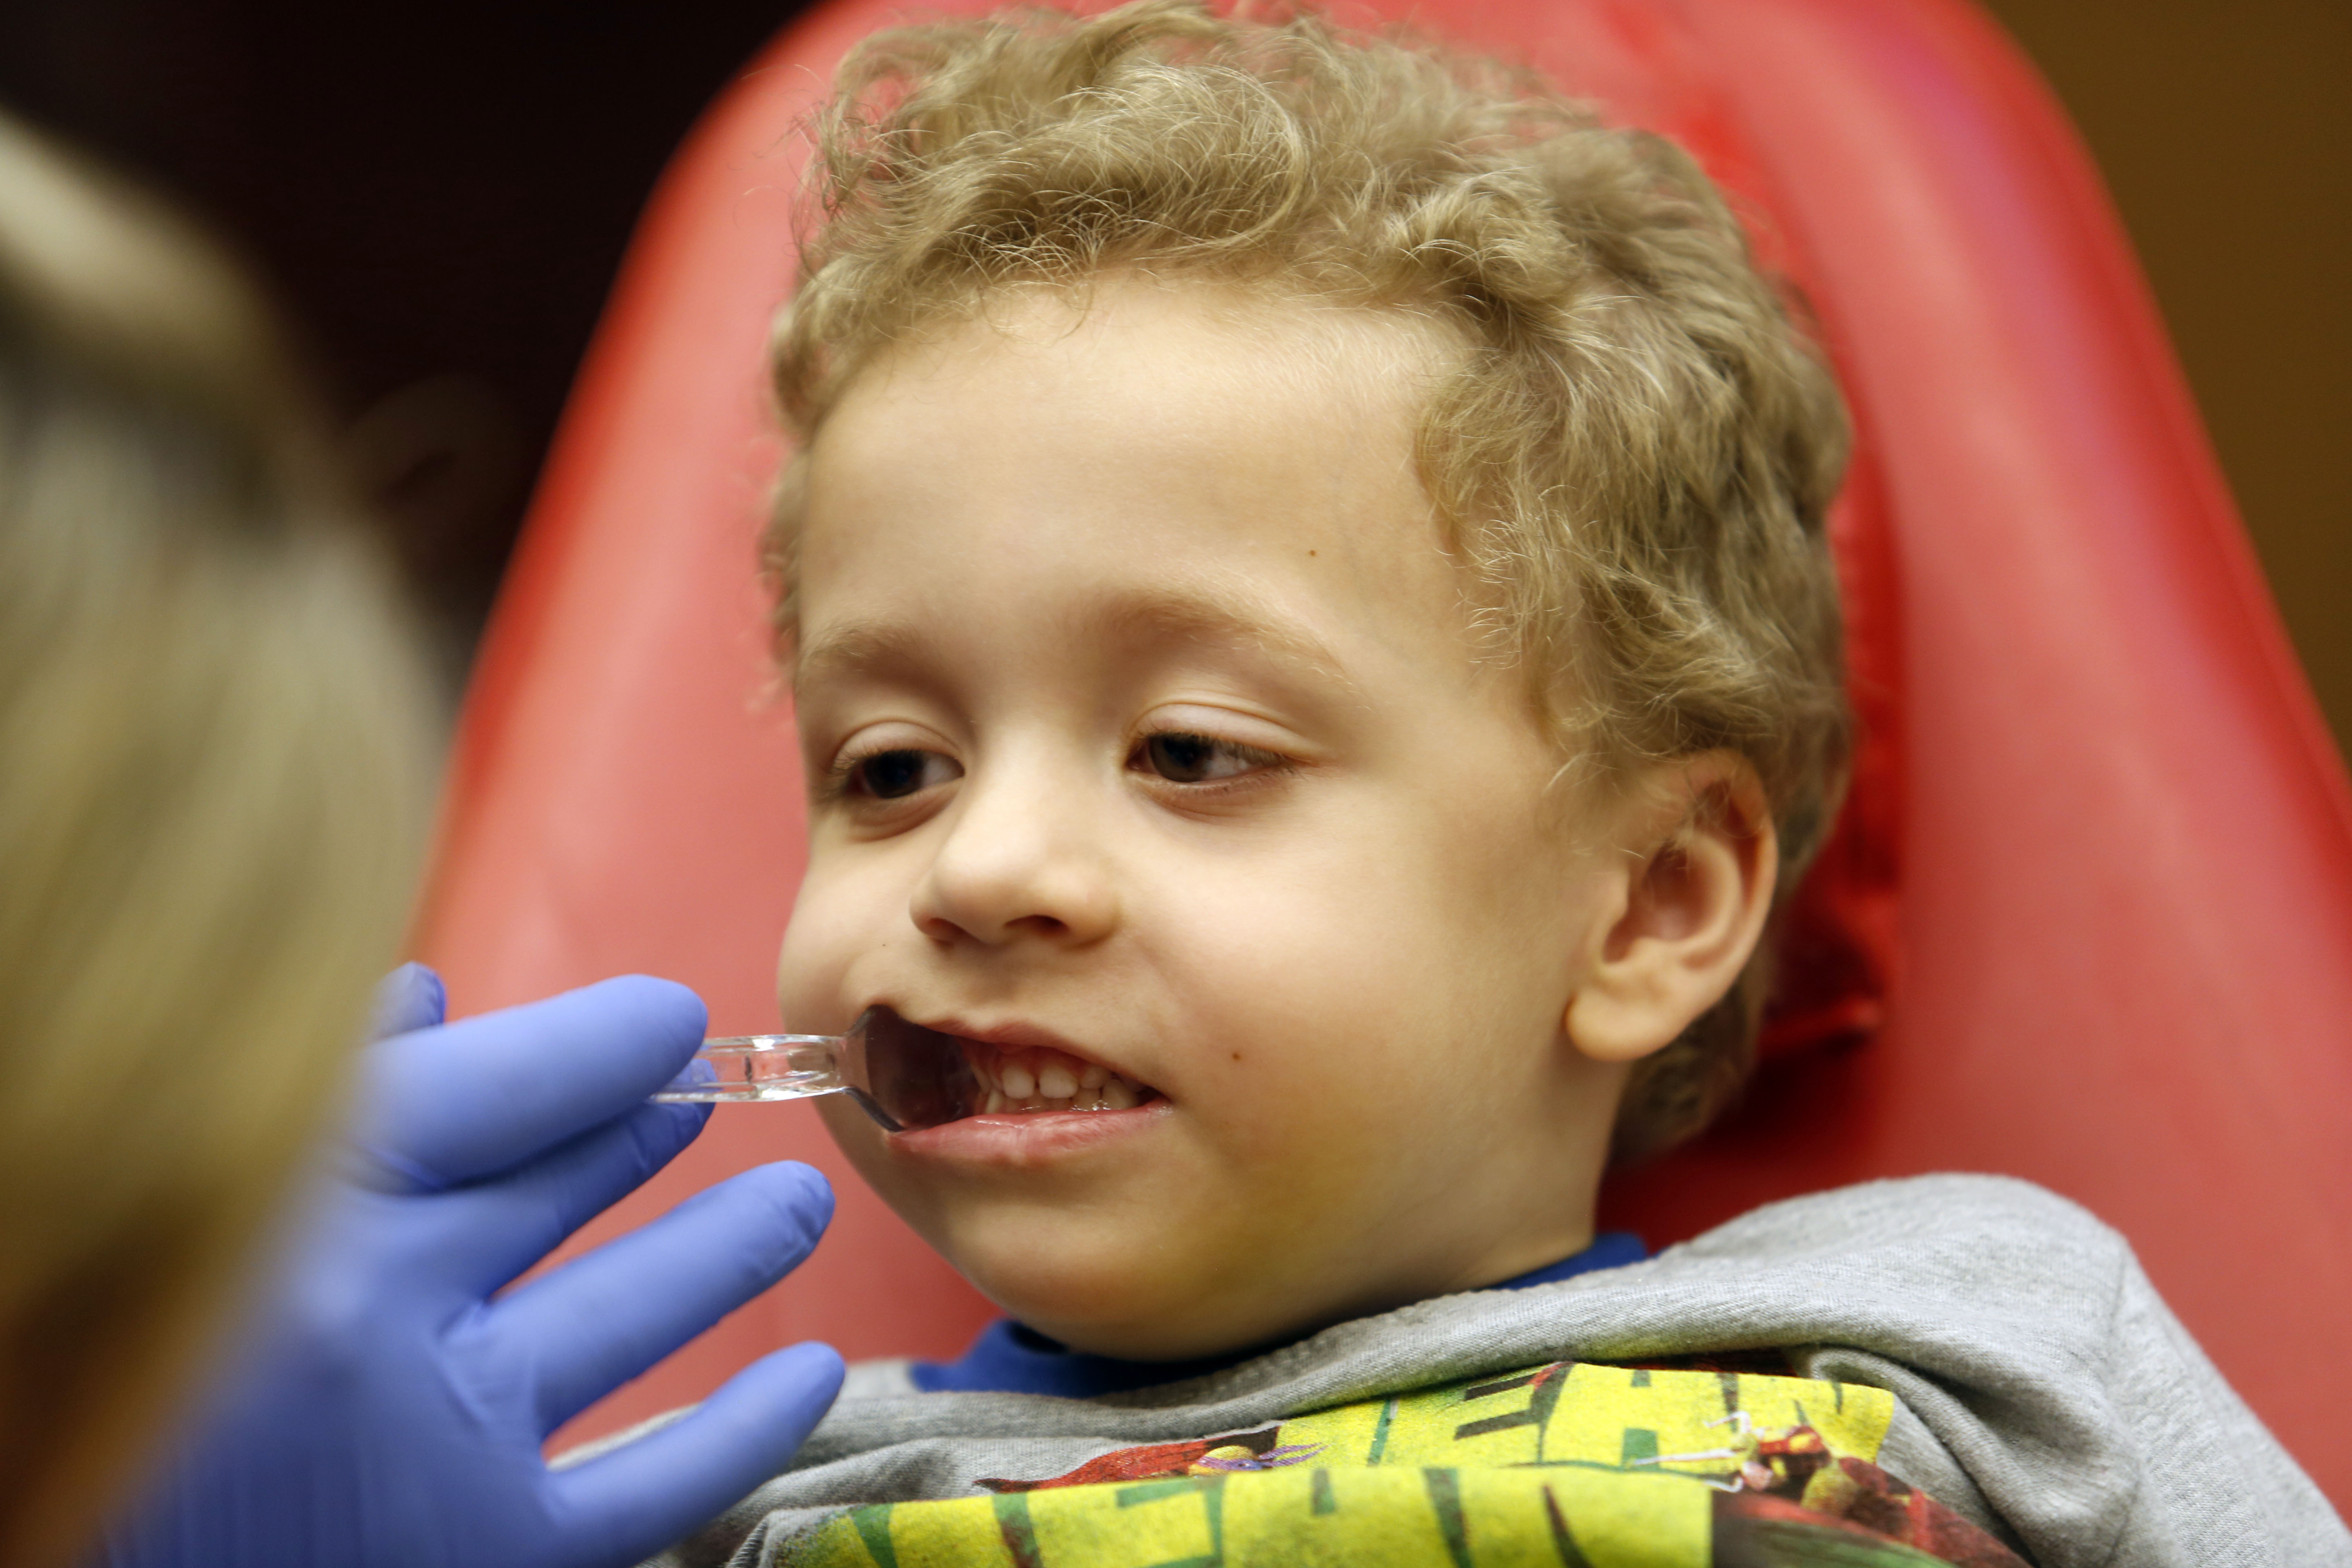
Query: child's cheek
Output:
[[774, 853, 887, 1033]]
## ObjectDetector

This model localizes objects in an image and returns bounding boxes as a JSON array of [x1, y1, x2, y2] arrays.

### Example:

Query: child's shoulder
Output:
[[1649, 1171, 2138, 1320], [1673, 1171, 2126, 1262]]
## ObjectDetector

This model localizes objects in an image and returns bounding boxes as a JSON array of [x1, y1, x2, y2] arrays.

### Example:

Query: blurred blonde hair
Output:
[[0, 115, 437, 1565], [766, 0, 1851, 1161]]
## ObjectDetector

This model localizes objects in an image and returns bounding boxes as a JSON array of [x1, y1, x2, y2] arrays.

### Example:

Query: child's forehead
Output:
[[799, 279, 1459, 576], [825, 273, 1460, 421], [784, 275, 1508, 702]]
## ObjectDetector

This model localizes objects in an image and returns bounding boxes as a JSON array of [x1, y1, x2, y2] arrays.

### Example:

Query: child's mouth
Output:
[[851, 1009, 1164, 1131], [862, 1014, 1175, 1161]]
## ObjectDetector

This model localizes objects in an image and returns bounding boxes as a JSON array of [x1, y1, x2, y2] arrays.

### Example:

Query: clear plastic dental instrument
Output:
[[654, 1008, 982, 1133]]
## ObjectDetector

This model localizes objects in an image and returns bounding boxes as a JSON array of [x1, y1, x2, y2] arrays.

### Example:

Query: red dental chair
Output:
[[412, 0, 2352, 1507]]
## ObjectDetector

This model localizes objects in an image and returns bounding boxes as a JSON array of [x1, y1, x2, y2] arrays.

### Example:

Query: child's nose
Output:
[[909, 761, 1118, 948]]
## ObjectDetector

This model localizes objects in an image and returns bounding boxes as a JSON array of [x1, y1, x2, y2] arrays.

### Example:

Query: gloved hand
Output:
[[98, 968, 845, 1568]]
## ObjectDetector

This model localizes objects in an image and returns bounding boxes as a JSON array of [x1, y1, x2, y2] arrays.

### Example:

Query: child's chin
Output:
[[927, 1231, 1165, 1348], [954, 1245, 1293, 1363]]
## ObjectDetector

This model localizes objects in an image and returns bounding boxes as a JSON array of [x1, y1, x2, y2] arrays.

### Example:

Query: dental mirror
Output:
[[653, 1008, 983, 1132]]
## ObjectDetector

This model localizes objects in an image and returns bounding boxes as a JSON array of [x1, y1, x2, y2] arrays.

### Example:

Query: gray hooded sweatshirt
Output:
[[628, 1175, 2347, 1568]]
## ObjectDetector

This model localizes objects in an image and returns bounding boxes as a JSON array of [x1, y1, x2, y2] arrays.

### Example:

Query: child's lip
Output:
[[885, 1098, 1175, 1165]]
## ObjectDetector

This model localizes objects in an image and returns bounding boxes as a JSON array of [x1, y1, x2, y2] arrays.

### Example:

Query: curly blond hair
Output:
[[766, 0, 1851, 1161]]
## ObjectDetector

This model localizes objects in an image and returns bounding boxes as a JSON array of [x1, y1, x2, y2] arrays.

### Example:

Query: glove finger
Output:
[[357, 975, 707, 1190], [370, 961, 448, 1039], [417, 1100, 711, 1296], [544, 1341, 844, 1565], [488, 1161, 833, 1433]]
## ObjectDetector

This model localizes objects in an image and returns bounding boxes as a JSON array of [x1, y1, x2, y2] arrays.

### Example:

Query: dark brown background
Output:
[[1, 1, 2343, 746], [1976, 0, 2349, 755]]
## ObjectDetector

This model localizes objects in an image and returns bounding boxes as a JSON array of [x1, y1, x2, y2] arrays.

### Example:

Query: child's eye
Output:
[[1134, 731, 1284, 784], [840, 748, 961, 800]]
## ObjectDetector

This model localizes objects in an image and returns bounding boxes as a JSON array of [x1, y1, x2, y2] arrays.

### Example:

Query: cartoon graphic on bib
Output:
[[789, 1361, 2027, 1567]]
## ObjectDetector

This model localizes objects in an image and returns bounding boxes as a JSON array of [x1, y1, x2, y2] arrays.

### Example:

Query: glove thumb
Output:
[[372, 962, 448, 1040]]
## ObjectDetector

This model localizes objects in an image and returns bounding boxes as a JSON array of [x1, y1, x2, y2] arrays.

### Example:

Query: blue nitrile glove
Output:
[[96, 968, 845, 1568]]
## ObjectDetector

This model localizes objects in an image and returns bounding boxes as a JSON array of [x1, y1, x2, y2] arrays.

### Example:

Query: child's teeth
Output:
[[964, 1041, 1152, 1116]]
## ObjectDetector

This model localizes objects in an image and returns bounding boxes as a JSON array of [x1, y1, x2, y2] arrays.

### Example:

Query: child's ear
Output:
[[1565, 753, 1777, 1065]]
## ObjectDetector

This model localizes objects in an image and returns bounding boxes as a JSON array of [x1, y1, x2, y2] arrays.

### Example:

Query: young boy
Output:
[[647, 4, 2348, 1563]]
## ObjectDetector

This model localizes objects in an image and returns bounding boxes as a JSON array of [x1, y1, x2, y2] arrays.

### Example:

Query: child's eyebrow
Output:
[[792, 586, 1357, 695], [790, 620, 924, 694], [1082, 587, 1358, 691]]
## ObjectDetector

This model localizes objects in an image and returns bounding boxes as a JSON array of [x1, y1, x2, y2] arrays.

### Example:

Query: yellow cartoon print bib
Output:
[[784, 1361, 2026, 1567]]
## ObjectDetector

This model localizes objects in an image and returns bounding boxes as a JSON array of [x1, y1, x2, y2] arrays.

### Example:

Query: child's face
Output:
[[777, 281, 1644, 1359]]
